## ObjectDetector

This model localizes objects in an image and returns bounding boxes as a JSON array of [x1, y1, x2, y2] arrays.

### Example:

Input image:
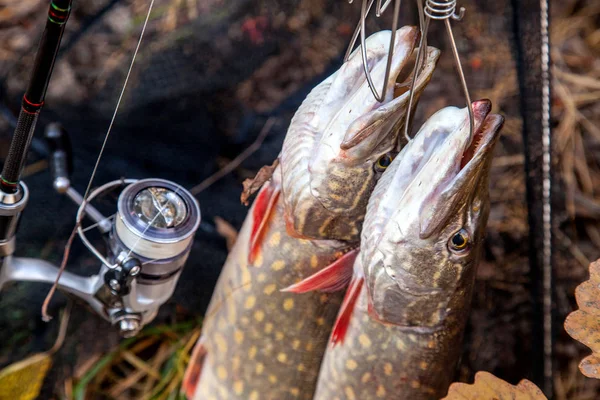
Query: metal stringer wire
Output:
[[345, 0, 402, 103], [344, 0, 475, 143]]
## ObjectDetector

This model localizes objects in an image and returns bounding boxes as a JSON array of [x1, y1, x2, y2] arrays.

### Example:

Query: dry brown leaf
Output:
[[564, 259, 600, 379], [214, 217, 238, 251], [443, 371, 547, 400], [240, 158, 279, 205]]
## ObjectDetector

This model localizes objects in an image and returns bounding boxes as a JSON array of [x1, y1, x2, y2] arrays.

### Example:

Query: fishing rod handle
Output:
[[1, 110, 38, 190], [44, 123, 73, 193], [0, 0, 72, 193]]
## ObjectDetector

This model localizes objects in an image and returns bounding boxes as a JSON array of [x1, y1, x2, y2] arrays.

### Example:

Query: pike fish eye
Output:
[[449, 229, 470, 253], [374, 154, 394, 172]]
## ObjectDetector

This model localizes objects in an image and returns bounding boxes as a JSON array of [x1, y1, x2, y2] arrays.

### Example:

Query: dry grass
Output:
[[69, 321, 200, 400]]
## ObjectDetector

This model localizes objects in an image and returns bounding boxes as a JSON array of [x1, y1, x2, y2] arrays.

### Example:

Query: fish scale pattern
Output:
[[192, 172, 350, 400]]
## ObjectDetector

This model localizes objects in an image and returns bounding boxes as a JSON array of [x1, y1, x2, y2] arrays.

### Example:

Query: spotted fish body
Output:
[[183, 27, 440, 400], [189, 170, 351, 400], [313, 102, 505, 400]]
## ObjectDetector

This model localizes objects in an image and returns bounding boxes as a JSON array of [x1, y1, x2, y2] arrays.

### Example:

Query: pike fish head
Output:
[[362, 100, 504, 328], [280, 26, 440, 242]]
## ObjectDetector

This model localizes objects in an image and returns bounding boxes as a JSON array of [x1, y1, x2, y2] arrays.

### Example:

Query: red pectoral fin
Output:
[[281, 249, 358, 293], [331, 276, 364, 346], [182, 341, 207, 399], [249, 184, 280, 264]]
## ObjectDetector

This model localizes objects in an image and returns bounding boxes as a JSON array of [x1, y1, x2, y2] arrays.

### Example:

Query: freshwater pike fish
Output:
[[280, 31, 439, 243], [313, 100, 504, 400], [182, 27, 440, 400]]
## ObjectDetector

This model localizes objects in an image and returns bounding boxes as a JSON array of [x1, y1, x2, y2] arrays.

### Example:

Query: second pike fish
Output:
[[183, 27, 440, 399], [313, 100, 504, 399]]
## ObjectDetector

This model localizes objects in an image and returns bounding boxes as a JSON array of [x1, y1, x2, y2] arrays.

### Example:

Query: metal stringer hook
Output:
[[345, 0, 403, 103], [405, 0, 474, 142], [345, 0, 475, 143]]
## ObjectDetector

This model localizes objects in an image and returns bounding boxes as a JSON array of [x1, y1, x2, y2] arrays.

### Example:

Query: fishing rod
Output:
[[0, 0, 71, 195], [0, 1, 202, 337], [511, 0, 554, 396], [0, 0, 73, 254]]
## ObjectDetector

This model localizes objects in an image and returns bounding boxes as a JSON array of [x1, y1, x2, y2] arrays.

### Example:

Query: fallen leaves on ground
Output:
[[443, 371, 547, 400], [565, 259, 600, 379], [0, 353, 52, 400]]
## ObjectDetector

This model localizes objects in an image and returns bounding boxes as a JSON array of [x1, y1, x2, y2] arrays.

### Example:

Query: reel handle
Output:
[[45, 124, 111, 233], [44, 122, 73, 193]]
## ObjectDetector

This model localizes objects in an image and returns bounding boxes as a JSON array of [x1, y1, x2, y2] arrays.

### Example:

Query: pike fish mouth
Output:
[[281, 27, 441, 242], [306, 33, 440, 218], [427, 99, 493, 182], [415, 99, 505, 239], [459, 100, 494, 170], [432, 100, 505, 208], [337, 45, 439, 151]]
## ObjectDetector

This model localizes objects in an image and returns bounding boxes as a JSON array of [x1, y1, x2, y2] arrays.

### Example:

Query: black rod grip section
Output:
[[0, 0, 72, 193], [44, 123, 73, 190], [1, 110, 38, 191]]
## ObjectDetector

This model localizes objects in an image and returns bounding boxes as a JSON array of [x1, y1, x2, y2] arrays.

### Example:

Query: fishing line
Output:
[[80, 0, 155, 205], [86, 0, 157, 261]]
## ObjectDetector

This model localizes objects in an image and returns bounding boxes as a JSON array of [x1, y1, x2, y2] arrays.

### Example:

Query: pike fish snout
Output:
[[362, 100, 504, 327]]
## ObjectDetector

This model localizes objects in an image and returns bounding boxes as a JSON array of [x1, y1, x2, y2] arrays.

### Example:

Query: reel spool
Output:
[[115, 179, 200, 261]]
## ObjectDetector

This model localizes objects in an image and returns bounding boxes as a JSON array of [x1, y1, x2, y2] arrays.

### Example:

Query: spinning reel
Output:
[[0, 0, 201, 338], [0, 125, 201, 337]]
